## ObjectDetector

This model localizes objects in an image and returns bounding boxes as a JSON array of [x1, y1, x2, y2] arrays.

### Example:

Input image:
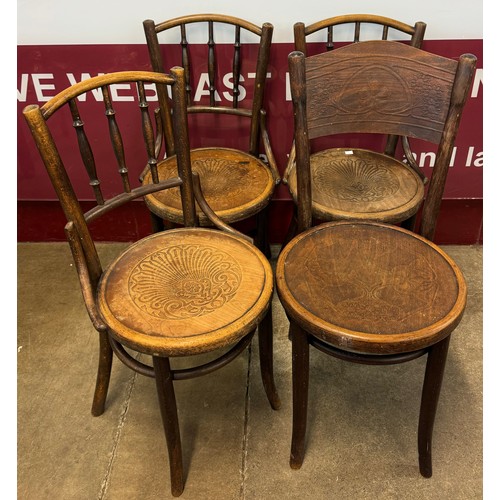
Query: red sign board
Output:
[[18, 40, 482, 203]]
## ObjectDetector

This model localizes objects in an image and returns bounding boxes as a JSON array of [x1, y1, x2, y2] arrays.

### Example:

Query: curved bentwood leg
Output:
[[91, 330, 114, 416], [258, 305, 281, 410], [418, 335, 451, 478], [290, 321, 310, 469], [153, 356, 184, 497]]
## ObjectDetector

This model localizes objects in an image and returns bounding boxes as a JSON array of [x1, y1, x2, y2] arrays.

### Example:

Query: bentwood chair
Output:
[[277, 42, 476, 476], [23, 69, 280, 497], [282, 15, 427, 242], [141, 14, 280, 255]]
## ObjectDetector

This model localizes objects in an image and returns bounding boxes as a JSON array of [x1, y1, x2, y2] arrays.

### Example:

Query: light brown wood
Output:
[[143, 148, 275, 225], [23, 69, 280, 497], [98, 228, 273, 356]]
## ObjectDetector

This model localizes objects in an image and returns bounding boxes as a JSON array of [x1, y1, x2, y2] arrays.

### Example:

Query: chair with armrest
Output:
[[23, 68, 280, 497], [141, 14, 280, 255], [283, 15, 427, 242], [277, 41, 476, 476]]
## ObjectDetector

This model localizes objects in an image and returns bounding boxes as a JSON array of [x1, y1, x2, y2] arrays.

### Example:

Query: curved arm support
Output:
[[192, 171, 254, 243], [402, 136, 428, 185], [259, 109, 281, 184], [282, 141, 296, 185], [64, 221, 107, 332]]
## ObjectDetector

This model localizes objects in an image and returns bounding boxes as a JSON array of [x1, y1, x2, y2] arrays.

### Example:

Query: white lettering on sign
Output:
[[471, 69, 483, 98], [17, 72, 267, 104], [31, 74, 56, 102], [403, 146, 483, 168]]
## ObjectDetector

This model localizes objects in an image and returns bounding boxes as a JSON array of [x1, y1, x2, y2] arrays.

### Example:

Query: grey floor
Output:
[[18, 242, 483, 499]]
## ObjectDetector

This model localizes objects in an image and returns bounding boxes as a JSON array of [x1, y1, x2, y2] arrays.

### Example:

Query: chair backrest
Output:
[[23, 69, 195, 292], [288, 40, 476, 240], [294, 14, 426, 54], [143, 14, 273, 158]]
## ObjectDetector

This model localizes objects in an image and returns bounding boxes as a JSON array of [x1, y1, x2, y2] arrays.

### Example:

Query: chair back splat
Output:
[[23, 68, 280, 497], [141, 14, 280, 255], [276, 40, 475, 478]]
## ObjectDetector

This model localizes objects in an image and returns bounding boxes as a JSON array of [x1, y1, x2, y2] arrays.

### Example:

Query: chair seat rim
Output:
[[97, 227, 273, 357], [143, 147, 275, 224], [287, 148, 425, 223], [276, 220, 467, 355]]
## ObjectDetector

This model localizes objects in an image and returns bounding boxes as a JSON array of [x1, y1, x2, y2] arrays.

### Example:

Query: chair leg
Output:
[[91, 330, 113, 417], [418, 335, 451, 478], [153, 356, 184, 497], [150, 211, 165, 233], [401, 213, 418, 232], [257, 305, 281, 410], [255, 208, 271, 258], [290, 321, 310, 469], [281, 207, 298, 253]]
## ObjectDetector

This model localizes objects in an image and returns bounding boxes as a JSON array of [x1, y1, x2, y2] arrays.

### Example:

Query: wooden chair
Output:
[[141, 14, 280, 255], [283, 15, 427, 242], [277, 42, 476, 476], [23, 69, 280, 497]]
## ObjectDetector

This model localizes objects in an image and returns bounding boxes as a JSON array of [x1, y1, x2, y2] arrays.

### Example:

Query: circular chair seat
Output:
[[97, 228, 273, 356], [276, 221, 467, 355], [286, 148, 425, 223], [143, 147, 275, 225]]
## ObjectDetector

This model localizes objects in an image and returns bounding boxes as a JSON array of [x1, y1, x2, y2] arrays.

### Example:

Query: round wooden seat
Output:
[[286, 148, 425, 223], [97, 228, 273, 356], [276, 221, 467, 355], [143, 148, 275, 225]]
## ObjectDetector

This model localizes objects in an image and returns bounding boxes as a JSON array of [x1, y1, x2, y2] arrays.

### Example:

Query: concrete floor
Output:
[[18, 242, 482, 499]]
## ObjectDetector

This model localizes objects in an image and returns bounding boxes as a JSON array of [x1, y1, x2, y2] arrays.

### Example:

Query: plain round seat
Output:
[[276, 221, 467, 355], [143, 148, 276, 225], [286, 149, 425, 223], [98, 228, 274, 356]]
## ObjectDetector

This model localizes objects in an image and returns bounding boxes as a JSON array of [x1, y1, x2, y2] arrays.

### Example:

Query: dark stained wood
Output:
[[276, 220, 468, 477], [287, 41, 476, 241], [280, 40, 475, 476], [278, 222, 467, 354], [142, 14, 279, 254], [283, 16, 429, 241], [23, 69, 279, 497]]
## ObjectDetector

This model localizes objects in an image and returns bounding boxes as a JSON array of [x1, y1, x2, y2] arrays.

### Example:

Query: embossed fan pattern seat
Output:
[[144, 148, 275, 225], [99, 229, 273, 355]]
